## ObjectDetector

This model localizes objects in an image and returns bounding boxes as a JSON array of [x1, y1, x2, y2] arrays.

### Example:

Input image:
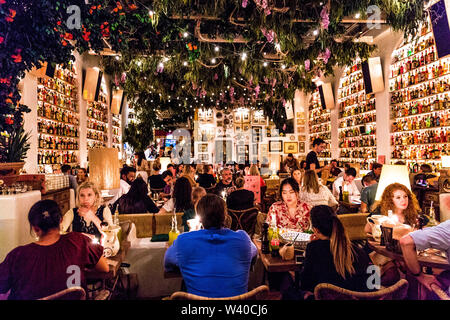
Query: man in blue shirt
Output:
[[164, 194, 257, 298], [400, 220, 450, 293]]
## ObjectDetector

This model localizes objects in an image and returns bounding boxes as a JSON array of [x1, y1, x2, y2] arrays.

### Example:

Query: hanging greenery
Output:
[[0, 0, 428, 153]]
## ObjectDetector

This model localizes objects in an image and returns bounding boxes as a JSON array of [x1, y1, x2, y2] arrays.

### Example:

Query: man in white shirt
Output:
[[332, 167, 360, 199]]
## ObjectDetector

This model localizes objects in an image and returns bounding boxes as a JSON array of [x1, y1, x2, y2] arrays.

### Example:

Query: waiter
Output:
[[306, 138, 329, 177]]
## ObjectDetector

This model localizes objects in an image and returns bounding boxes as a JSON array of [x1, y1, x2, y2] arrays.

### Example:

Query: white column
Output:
[[21, 73, 38, 174]]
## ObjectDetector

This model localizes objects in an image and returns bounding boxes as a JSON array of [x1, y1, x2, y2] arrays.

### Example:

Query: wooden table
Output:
[[367, 240, 450, 271], [338, 200, 361, 213], [85, 240, 131, 299], [253, 239, 302, 273]]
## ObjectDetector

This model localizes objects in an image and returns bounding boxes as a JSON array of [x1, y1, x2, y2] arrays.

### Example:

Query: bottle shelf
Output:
[[389, 71, 450, 94], [38, 99, 78, 114], [38, 132, 79, 140], [392, 125, 450, 134], [391, 90, 450, 106], [391, 108, 449, 120], [38, 147, 79, 152], [37, 115, 78, 127], [389, 58, 448, 82]]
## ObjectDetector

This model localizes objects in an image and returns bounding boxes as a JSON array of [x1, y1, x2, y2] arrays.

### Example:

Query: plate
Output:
[[279, 229, 311, 249]]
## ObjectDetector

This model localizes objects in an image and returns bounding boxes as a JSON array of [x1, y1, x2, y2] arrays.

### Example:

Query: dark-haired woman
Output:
[[0, 200, 108, 300], [164, 194, 257, 298], [113, 177, 159, 214], [159, 177, 195, 231], [266, 178, 311, 232], [283, 205, 372, 300]]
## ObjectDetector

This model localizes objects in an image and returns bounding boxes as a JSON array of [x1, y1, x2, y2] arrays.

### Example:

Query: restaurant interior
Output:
[[0, 0, 450, 303]]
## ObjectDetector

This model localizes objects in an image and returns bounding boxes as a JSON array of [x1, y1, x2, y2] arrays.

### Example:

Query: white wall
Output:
[[20, 74, 38, 174]]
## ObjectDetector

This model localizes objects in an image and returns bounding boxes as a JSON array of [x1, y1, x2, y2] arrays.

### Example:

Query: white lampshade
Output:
[[442, 156, 450, 168], [374, 165, 411, 201]]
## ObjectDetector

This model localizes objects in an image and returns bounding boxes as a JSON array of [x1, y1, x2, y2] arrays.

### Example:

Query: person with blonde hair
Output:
[[298, 170, 338, 209], [226, 177, 255, 211], [249, 164, 265, 188], [61, 181, 113, 240]]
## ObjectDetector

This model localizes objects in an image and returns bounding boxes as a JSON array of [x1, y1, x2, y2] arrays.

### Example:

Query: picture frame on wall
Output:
[[299, 142, 305, 153], [297, 126, 306, 133], [199, 154, 209, 162], [243, 112, 250, 123], [296, 112, 306, 119], [297, 119, 306, 125], [243, 124, 250, 131], [269, 140, 283, 153], [251, 143, 258, 156], [237, 145, 246, 154], [252, 126, 262, 143], [234, 112, 242, 123], [198, 143, 208, 153], [298, 135, 306, 141], [284, 142, 298, 154]]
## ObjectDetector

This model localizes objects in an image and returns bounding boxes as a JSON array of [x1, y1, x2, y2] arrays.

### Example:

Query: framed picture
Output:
[[217, 120, 223, 127], [297, 126, 306, 133], [243, 112, 250, 122], [299, 142, 305, 153], [243, 124, 250, 131], [252, 126, 262, 143], [296, 112, 306, 119], [199, 154, 209, 161], [198, 143, 208, 153], [234, 112, 242, 123], [269, 140, 283, 153], [235, 125, 242, 132], [251, 144, 258, 156], [298, 135, 306, 141], [284, 142, 298, 154], [260, 144, 268, 155], [297, 119, 306, 125], [237, 145, 246, 154]]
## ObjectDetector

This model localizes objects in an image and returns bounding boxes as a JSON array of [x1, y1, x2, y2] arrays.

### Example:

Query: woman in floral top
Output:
[[266, 178, 312, 232]]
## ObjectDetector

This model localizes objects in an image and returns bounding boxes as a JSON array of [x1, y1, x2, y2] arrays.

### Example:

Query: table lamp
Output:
[[88, 148, 120, 197], [374, 165, 411, 201]]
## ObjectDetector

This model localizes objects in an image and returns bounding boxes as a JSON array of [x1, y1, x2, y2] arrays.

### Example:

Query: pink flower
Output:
[[156, 63, 164, 73], [283, 124, 287, 131], [242, 0, 248, 8], [261, 28, 275, 43], [318, 48, 331, 64], [320, 7, 330, 30], [214, 73, 218, 80], [305, 59, 310, 71], [254, 85, 260, 97], [271, 78, 277, 87], [229, 86, 234, 98], [121, 72, 126, 83], [283, 82, 288, 89]]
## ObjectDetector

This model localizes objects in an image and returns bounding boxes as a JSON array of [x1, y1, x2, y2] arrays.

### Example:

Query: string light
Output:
[[211, 58, 216, 64], [313, 29, 319, 36], [355, 13, 361, 19], [241, 52, 247, 61], [263, 62, 268, 67], [214, 46, 220, 52], [183, 32, 188, 38], [281, 64, 286, 69], [183, 61, 188, 66]]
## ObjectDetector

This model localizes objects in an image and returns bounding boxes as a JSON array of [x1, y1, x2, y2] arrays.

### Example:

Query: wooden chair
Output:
[[430, 283, 450, 300], [39, 287, 86, 300], [314, 279, 409, 300], [227, 207, 259, 237], [118, 212, 183, 238], [337, 213, 369, 241], [168, 285, 269, 300]]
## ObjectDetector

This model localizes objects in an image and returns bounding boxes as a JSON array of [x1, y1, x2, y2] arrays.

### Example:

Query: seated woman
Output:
[[266, 178, 311, 232], [164, 194, 257, 298], [76, 167, 88, 184], [0, 200, 108, 300], [364, 182, 420, 286], [291, 168, 303, 187], [196, 164, 216, 189], [226, 177, 255, 211], [183, 186, 207, 232], [148, 161, 166, 190], [299, 170, 338, 209], [159, 177, 194, 231], [285, 205, 371, 299], [113, 177, 159, 214], [61, 182, 113, 240]]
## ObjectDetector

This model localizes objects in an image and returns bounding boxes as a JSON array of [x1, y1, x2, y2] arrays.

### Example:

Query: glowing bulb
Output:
[[183, 61, 188, 66], [214, 46, 220, 52], [281, 64, 286, 69], [355, 13, 361, 19], [241, 52, 247, 61], [183, 32, 188, 38], [211, 58, 216, 64], [158, 62, 164, 68], [115, 56, 120, 61], [263, 62, 268, 67], [313, 29, 319, 36]]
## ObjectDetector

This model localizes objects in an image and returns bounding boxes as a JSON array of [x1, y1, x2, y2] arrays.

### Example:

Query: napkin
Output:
[[150, 234, 169, 242]]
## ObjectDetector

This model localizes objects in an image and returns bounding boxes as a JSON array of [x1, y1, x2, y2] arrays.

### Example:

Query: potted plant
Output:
[[0, 103, 31, 179]]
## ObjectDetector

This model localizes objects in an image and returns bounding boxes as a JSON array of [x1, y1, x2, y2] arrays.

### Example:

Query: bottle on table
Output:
[[270, 225, 280, 257], [261, 222, 270, 254], [168, 214, 180, 246]]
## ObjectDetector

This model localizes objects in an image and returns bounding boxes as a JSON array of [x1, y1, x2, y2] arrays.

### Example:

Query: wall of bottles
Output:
[[37, 63, 79, 172], [389, 18, 450, 172], [86, 88, 108, 150], [308, 88, 331, 160], [112, 113, 122, 152], [337, 60, 377, 170]]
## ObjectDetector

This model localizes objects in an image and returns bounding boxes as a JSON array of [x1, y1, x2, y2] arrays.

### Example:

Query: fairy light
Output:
[[211, 58, 216, 64], [241, 52, 247, 61], [183, 61, 188, 66], [214, 46, 220, 52], [263, 62, 268, 67], [313, 29, 319, 36], [183, 32, 188, 38]]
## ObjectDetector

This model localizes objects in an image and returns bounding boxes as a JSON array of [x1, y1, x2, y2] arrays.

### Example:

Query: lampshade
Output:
[[88, 148, 120, 190], [159, 157, 171, 172], [111, 89, 123, 115], [375, 165, 411, 201], [83, 67, 101, 101], [442, 156, 450, 168]]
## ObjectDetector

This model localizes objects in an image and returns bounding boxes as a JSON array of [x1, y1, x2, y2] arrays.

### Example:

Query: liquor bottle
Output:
[[168, 214, 180, 246], [426, 201, 438, 227], [270, 225, 280, 257], [261, 223, 270, 254]]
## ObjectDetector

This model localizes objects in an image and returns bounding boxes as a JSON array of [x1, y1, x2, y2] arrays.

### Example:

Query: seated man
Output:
[[360, 174, 378, 214], [329, 159, 342, 177], [214, 168, 235, 196], [400, 220, 450, 293], [112, 166, 136, 203], [366, 163, 382, 183], [332, 167, 360, 200], [164, 194, 257, 298]]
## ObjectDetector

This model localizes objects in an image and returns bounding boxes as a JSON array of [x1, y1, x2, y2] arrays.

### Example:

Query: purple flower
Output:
[[254, 85, 260, 97], [264, 77, 269, 84], [242, 0, 248, 8], [305, 59, 310, 71], [229, 86, 235, 98], [318, 48, 331, 64], [283, 123, 287, 131], [156, 63, 164, 73], [121, 72, 126, 83], [264, 8, 271, 16], [261, 28, 275, 43], [272, 78, 277, 87], [320, 7, 330, 30], [214, 73, 218, 80]]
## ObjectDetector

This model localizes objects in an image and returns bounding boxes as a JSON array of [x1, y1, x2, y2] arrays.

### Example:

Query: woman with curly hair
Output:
[[364, 183, 420, 287], [366, 182, 420, 231]]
